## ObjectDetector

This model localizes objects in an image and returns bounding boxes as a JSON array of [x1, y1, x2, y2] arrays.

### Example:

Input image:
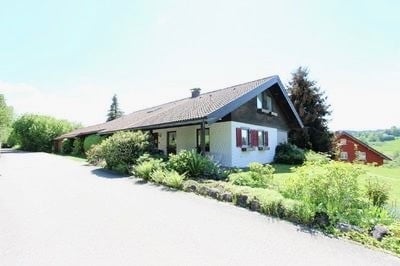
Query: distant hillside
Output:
[[346, 126, 400, 144]]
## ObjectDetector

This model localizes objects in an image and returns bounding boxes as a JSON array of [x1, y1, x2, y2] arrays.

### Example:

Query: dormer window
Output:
[[257, 92, 272, 111]]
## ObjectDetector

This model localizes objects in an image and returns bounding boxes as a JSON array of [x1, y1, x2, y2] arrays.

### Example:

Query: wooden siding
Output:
[[224, 85, 292, 131], [337, 134, 386, 166]]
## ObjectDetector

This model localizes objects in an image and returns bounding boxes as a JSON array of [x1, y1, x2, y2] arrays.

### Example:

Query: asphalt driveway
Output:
[[1, 150, 399, 266]]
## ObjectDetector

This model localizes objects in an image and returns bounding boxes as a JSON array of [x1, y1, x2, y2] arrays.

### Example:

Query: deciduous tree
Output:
[[0, 94, 13, 144]]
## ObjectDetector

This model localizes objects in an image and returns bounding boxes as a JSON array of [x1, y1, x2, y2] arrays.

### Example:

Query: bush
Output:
[[168, 150, 221, 179], [11, 114, 79, 152], [150, 169, 166, 184], [71, 138, 84, 156], [61, 139, 73, 154], [149, 169, 185, 188], [87, 131, 150, 174], [365, 178, 390, 207], [228, 162, 274, 188], [282, 161, 366, 225], [163, 170, 186, 189], [274, 143, 305, 164], [86, 144, 105, 166], [133, 157, 165, 180], [83, 134, 104, 152], [305, 150, 331, 164]]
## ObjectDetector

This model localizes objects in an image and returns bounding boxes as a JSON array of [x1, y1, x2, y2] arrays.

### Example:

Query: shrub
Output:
[[168, 150, 221, 179], [133, 157, 165, 180], [282, 161, 365, 225], [11, 114, 79, 152], [83, 134, 104, 152], [163, 170, 186, 189], [71, 138, 84, 156], [86, 144, 105, 166], [87, 131, 150, 174], [305, 150, 331, 164], [274, 143, 305, 164], [365, 178, 390, 207], [150, 169, 166, 184], [229, 162, 274, 188], [61, 139, 73, 154]]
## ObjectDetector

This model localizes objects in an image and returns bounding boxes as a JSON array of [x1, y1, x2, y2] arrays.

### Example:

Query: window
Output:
[[257, 92, 272, 111], [257, 130, 269, 147], [340, 152, 348, 160], [196, 128, 210, 152], [241, 128, 249, 146], [236, 128, 249, 147], [339, 138, 347, 145], [237, 128, 269, 150], [258, 131, 264, 146], [356, 151, 366, 161]]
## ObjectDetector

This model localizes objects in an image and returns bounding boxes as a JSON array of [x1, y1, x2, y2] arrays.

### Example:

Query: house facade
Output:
[[55, 76, 303, 167], [335, 131, 391, 166]]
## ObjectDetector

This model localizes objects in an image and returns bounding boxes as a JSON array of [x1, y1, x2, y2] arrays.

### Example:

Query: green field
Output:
[[370, 137, 400, 158], [272, 162, 400, 207]]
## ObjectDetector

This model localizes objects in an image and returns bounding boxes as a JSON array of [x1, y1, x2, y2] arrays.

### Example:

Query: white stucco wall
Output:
[[153, 121, 279, 168], [209, 122, 232, 166], [230, 121, 278, 168], [153, 122, 232, 166]]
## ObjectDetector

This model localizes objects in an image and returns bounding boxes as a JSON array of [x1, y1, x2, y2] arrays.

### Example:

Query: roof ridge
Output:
[[120, 75, 276, 117]]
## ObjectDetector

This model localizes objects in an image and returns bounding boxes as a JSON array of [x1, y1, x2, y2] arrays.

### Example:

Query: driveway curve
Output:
[[1, 150, 399, 266]]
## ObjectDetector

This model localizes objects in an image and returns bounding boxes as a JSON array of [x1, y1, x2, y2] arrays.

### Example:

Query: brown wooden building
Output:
[[335, 131, 391, 166]]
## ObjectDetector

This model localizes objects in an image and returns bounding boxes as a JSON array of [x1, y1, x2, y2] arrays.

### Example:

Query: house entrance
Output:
[[167, 131, 177, 154]]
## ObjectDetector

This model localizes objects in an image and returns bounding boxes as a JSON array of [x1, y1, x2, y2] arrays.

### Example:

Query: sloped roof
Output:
[[55, 75, 303, 140], [336, 131, 392, 161]]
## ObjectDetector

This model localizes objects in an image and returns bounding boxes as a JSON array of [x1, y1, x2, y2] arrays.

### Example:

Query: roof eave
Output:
[[207, 76, 304, 128]]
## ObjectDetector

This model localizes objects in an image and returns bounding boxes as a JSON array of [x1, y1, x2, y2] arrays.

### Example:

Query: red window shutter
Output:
[[236, 128, 242, 147], [254, 130, 259, 147], [264, 131, 269, 146]]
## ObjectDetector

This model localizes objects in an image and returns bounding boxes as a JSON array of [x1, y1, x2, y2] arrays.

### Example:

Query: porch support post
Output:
[[200, 119, 206, 155]]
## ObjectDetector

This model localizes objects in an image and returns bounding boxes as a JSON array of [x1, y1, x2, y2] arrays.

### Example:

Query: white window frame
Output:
[[241, 128, 250, 147], [340, 152, 348, 160], [339, 138, 347, 145], [257, 93, 272, 111], [356, 151, 366, 161]]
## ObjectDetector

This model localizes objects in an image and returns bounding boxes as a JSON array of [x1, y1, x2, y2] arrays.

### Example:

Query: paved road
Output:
[[1, 151, 399, 266]]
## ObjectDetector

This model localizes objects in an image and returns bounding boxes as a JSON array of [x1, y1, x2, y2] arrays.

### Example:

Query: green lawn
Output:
[[370, 137, 400, 158], [360, 165, 400, 205], [272, 163, 400, 205]]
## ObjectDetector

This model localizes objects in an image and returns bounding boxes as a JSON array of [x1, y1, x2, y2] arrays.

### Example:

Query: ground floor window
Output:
[[340, 151, 348, 160], [196, 128, 210, 152], [356, 151, 366, 161]]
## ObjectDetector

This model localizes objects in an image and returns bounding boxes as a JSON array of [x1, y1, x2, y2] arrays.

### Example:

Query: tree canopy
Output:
[[11, 114, 79, 152], [287, 67, 332, 152], [0, 94, 13, 144], [106, 94, 123, 121]]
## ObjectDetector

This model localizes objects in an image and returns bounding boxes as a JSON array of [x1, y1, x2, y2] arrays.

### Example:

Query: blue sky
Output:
[[1, 0, 399, 130]]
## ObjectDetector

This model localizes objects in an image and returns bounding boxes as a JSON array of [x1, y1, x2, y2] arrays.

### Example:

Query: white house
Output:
[[55, 75, 303, 167]]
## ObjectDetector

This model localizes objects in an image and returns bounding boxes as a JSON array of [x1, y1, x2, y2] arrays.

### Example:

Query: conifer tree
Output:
[[287, 67, 332, 152], [106, 94, 124, 122]]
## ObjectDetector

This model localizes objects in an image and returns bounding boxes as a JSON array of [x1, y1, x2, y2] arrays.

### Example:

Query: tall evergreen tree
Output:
[[106, 94, 124, 122], [287, 67, 332, 152]]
